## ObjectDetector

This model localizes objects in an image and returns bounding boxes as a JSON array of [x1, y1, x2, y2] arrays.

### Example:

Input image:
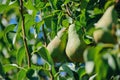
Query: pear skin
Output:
[[95, 5, 117, 29], [93, 5, 118, 44], [47, 28, 68, 62], [66, 24, 86, 62], [93, 29, 116, 44]]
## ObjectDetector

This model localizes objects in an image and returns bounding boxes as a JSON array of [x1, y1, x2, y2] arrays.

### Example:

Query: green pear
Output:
[[66, 24, 86, 62], [93, 5, 117, 44], [95, 5, 117, 29], [47, 28, 68, 62], [93, 29, 116, 43]]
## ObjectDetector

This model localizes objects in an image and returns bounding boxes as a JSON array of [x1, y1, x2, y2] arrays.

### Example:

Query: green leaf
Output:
[[35, 1, 45, 9], [51, 16, 58, 38], [26, 68, 34, 79], [8, 0, 19, 9], [0, 29, 3, 39], [0, 4, 8, 13], [44, 15, 52, 28], [4, 24, 15, 36], [24, 14, 35, 38], [80, 0, 90, 10], [84, 47, 96, 61], [4, 24, 16, 47], [38, 46, 54, 65], [35, 20, 44, 33], [62, 19, 69, 27], [16, 46, 25, 66], [58, 12, 64, 25], [64, 0, 70, 5], [7, 31, 17, 45], [104, 0, 115, 10], [94, 8, 103, 15], [3, 64, 19, 73], [83, 35, 94, 44], [103, 53, 116, 70], [2, 1, 19, 14], [48, 0, 57, 10], [59, 64, 74, 77], [0, 62, 5, 78], [79, 9, 86, 26], [77, 67, 86, 80], [37, 46, 56, 76], [24, 0, 36, 11], [17, 69, 26, 80]]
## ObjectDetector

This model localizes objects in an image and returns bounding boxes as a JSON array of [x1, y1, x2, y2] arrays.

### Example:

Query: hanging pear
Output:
[[47, 28, 68, 62], [94, 5, 117, 29], [66, 24, 86, 62], [93, 5, 118, 44]]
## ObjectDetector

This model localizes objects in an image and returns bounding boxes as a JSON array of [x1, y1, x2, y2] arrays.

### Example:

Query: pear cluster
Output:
[[47, 28, 68, 62], [47, 24, 86, 62], [47, 5, 118, 63]]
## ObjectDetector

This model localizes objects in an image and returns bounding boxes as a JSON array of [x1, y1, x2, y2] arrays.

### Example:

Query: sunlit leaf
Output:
[[24, 0, 36, 11], [64, 0, 70, 4], [3, 64, 19, 73], [17, 69, 26, 80], [0, 4, 8, 13], [62, 19, 69, 27], [24, 14, 35, 38]]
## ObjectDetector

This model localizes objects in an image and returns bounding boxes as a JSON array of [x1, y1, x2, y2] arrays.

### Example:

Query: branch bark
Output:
[[19, 0, 31, 68]]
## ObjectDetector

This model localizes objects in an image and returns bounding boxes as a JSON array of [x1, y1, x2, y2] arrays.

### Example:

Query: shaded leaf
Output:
[[59, 64, 74, 77], [48, 0, 57, 10], [26, 68, 34, 79], [16, 46, 25, 66], [0, 62, 5, 78], [38, 46, 54, 66]]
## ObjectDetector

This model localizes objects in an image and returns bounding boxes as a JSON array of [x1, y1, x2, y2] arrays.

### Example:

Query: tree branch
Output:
[[19, 0, 31, 68]]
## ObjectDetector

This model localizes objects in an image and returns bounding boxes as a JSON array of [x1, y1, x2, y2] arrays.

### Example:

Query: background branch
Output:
[[19, 0, 31, 68]]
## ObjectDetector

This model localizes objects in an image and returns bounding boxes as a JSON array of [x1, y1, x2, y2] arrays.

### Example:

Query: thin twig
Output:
[[19, 0, 31, 68], [65, 3, 72, 17]]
